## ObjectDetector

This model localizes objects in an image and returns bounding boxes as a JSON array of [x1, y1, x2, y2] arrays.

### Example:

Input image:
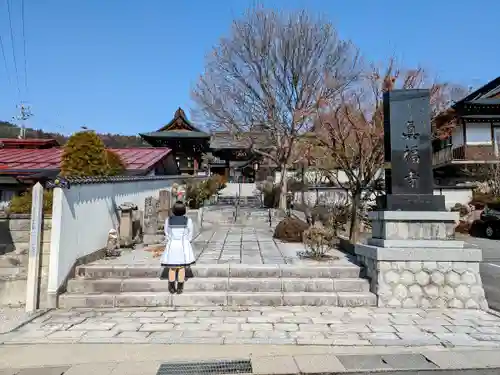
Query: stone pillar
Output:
[[355, 211, 488, 310], [118, 202, 137, 247], [143, 196, 161, 245], [158, 190, 171, 222]]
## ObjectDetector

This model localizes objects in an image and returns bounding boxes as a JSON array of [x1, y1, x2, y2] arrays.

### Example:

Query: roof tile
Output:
[[0, 147, 171, 172]]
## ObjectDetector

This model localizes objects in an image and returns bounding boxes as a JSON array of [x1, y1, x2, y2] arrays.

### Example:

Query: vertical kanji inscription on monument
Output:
[[380, 89, 445, 211]]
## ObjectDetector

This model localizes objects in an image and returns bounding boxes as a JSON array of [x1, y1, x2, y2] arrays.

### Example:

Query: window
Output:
[[465, 123, 492, 145]]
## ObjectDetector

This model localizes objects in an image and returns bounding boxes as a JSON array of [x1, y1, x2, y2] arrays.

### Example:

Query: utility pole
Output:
[[13, 103, 33, 139]]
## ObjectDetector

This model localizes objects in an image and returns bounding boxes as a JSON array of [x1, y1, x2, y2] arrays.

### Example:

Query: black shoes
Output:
[[168, 281, 185, 294], [168, 281, 176, 294], [176, 282, 184, 294]]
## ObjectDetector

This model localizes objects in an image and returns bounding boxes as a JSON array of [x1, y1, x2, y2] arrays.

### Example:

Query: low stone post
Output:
[[118, 202, 138, 247], [26, 182, 43, 312]]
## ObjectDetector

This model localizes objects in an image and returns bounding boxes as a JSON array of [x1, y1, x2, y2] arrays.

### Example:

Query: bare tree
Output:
[[486, 162, 500, 197], [312, 60, 465, 242], [192, 7, 360, 208]]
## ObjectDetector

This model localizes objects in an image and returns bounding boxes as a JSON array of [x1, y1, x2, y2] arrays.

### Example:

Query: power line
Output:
[[0, 34, 12, 87], [6, 0, 21, 98], [21, 0, 28, 95]]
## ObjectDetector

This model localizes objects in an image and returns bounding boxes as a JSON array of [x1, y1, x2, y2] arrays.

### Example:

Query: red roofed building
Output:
[[0, 139, 178, 204]]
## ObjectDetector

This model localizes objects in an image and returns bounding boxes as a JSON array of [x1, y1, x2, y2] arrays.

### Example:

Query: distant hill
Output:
[[0, 120, 148, 148]]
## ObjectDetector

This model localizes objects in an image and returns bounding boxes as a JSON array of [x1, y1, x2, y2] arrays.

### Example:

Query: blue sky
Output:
[[0, 0, 498, 136]]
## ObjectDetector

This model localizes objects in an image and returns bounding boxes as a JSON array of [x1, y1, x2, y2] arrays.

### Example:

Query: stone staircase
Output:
[[216, 195, 261, 207], [58, 206, 377, 309], [59, 263, 376, 308]]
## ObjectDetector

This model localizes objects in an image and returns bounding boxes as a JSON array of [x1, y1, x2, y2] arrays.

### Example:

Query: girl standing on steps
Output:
[[160, 201, 195, 294]]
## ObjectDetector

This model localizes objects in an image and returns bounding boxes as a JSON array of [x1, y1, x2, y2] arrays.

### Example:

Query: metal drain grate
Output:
[[156, 359, 252, 375]]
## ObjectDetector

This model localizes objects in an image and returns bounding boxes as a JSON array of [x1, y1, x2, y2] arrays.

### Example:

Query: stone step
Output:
[[58, 291, 377, 308], [66, 277, 370, 294], [76, 264, 363, 279]]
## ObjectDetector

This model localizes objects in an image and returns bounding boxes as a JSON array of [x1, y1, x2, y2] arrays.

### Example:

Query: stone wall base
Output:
[[357, 251, 487, 309], [356, 211, 488, 310]]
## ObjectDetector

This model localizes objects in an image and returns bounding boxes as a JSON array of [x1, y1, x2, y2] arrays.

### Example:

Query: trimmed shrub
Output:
[[61, 130, 115, 177], [312, 202, 350, 233], [450, 203, 470, 218], [185, 175, 227, 209], [303, 227, 336, 259], [273, 217, 309, 242], [9, 189, 54, 214], [469, 192, 500, 210]]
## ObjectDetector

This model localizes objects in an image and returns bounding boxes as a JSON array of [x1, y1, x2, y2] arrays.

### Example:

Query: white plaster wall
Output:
[[294, 187, 474, 211], [219, 183, 257, 196], [465, 123, 492, 145], [48, 177, 188, 294], [434, 188, 474, 209], [273, 169, 379, 186]]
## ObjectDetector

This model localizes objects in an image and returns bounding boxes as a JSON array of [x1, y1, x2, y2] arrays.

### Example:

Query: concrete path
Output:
[[2, 344, 500, 374], [3, 306, 500, 348]]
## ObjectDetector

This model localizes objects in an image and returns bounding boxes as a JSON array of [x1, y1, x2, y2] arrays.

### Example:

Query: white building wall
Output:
[[47, 177, 192, 297], [219, 183, 257, 197], [295, 187, 474, 210]]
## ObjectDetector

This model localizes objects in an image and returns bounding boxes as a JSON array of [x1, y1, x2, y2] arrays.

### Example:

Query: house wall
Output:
[[464, 145, 496, 160], [47, 176, 200, 306]]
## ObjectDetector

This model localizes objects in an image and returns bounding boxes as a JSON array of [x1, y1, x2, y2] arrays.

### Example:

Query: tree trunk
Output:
[[349, 190, 362, 243], [300, 165, 305, 205], [279, 163, 288, 209]]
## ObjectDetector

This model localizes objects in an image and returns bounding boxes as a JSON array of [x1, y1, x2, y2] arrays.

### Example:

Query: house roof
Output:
[[0, 147, 171, 176], [156, 107, 208, 134], [0, 138, 60, 148], [140, 130, 210, 139], [454, 76, 500, 107]]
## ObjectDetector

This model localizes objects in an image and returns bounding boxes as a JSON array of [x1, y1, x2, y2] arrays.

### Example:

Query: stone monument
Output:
[[143, 196, 162, 245], [356, 89, 488, 310], [158, 190, 171, 222]]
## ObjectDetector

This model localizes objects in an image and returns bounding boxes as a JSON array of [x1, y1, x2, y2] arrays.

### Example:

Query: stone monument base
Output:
[[355, 211, 488, 310]]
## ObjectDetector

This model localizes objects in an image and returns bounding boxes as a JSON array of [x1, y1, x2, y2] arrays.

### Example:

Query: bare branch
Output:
[[191, 7, 361, 207]]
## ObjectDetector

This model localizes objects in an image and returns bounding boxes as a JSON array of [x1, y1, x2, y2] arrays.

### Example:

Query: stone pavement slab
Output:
[[3, 306, 500, 348], [89, 225, 354, 267], [0, 308, 48, 334]]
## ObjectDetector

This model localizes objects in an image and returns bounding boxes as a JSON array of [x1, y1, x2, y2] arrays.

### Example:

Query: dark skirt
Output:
[[161, 260, 196, 268]]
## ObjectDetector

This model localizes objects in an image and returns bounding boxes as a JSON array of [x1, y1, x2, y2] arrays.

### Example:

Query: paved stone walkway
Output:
[[3, 307, 500, 347], [95, 225, 338, 267]]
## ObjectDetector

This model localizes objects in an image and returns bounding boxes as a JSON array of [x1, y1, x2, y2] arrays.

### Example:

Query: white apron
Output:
[[160, 215, 196, 267]]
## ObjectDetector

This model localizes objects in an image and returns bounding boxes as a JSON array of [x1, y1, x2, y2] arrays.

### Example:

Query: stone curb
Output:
[[250, 350, 500, 374], [0, 308, 52, 335]]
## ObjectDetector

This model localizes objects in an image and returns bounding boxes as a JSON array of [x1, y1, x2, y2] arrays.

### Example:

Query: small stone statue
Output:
[[106, 228, 120, 257]]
